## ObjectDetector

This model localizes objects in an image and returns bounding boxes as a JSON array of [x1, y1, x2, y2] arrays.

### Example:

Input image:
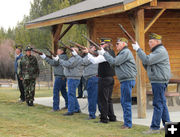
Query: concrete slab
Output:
[[34, 96, 180, 127]]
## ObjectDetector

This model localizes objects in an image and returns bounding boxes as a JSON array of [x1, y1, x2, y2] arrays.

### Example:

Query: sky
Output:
[[0, 0, 33, 30]]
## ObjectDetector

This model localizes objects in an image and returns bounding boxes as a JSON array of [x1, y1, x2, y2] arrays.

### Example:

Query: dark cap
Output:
[[100, 38, 112, 44], [25, 46, 32, 51], [149, 33, 162, 40]]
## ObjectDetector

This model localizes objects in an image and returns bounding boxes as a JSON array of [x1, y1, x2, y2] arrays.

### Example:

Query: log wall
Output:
[[87, 9, 180, 98]]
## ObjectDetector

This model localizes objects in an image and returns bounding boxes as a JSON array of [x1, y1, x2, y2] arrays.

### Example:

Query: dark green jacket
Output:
[[18, 55, 39, 79]]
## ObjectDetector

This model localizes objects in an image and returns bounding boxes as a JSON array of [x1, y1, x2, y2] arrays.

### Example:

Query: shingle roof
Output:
[[27, 0, 135, 24]]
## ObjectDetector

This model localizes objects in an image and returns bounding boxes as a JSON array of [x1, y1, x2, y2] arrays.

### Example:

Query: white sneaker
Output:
[[83, 90, 88, 98]]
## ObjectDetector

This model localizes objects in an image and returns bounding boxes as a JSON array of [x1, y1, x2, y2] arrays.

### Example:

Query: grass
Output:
[[0, 87, 165, 137]]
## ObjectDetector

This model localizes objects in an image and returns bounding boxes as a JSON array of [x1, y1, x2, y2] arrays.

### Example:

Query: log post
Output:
[[135, 8, 146, 118]]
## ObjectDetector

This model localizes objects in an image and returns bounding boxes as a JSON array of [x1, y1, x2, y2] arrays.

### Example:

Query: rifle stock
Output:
[[118, 24, 136, 44], [32, 49, 52, 59], [59, 41, 73, 52], [82, 34, 101, 50]]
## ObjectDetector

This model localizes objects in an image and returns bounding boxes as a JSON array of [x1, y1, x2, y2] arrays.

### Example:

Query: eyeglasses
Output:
[[100, 43, 105, 45]]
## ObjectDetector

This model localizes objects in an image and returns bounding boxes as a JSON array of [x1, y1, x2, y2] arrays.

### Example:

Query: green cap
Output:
[[25, 46, 32, 51], [15, 45, 23, 50], [117, 37, 128, 44], [149, 33, 162, 40]]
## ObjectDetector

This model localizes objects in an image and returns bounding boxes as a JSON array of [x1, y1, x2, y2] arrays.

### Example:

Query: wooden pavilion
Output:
[[26, 0, 180, 118]]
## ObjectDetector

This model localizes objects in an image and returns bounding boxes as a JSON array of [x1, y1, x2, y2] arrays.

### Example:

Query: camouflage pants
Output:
[[23, 79, 36, 102]]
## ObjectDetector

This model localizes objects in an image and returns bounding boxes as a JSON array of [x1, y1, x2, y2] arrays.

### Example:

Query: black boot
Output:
[[29, 101, 34, 106]]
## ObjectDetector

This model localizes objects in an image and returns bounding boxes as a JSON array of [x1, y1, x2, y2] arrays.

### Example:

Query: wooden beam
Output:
[[144, 9, 166, 33], [146, 2, 180, 9], [57, 23, 73, 41], [52, 25, 63, 53], [52, 23, 73, 53], [127, 12, 136, 33], [124, 0, 152, 11], [135, 8, 146, 118], [150, 0, 157, 7], [26, 0, 152, 29], [87, 19, 96, 47], [53, 24, 63, 44]]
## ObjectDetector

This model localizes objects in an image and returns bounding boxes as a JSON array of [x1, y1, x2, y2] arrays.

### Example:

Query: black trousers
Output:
[[98, 77, 116, 122], [17, 74, 25, 101]]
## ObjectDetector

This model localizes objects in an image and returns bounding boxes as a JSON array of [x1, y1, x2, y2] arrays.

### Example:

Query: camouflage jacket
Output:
[[18, 55, 39, 79]]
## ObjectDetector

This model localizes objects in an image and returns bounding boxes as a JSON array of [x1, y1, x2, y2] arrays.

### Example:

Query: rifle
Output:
[[46, 48, 56, 57], [69, 40, 98, 57], [32, 49, 52, 59], [82, 34, 101, 50], [118, 24, 136, 44], [59, 41, 73, 52], [69, 40, 86, 50]]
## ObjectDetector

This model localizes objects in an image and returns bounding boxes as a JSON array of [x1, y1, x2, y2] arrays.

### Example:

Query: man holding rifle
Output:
[[86, 38, 117, 123], [131, 33, 171, 134], [98, 38, 137, 128], [53, 46, 84, 116], [40, 47, 68, 111]]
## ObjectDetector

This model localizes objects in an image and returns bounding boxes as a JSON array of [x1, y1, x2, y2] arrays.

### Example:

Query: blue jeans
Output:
[[78, 76, 87, 97], [120, 80, 135, 128], [87, 76, 98, 118], [67, 79, 80, 113], [151, 83, 170, 130], [53, 77, 68, 110]]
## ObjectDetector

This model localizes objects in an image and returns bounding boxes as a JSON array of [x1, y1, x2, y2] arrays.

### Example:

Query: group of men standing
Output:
[[15, 32, 171, 134]]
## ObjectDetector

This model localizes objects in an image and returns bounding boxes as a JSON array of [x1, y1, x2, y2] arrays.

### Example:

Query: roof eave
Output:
[[26, 0, 152, 29]]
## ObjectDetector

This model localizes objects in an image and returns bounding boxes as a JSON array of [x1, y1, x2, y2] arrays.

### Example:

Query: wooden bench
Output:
[[147, 91, 180, 106], [147, 79, 180, 106]]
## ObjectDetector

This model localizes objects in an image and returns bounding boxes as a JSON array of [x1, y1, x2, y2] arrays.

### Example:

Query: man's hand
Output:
[[97, 48, 105, 55], [52, 55, 59, 61], [82, 47, 89, 53], [40, 53, 46, 59], [72, 49, 78, 56], [132, 42, 140, 51]]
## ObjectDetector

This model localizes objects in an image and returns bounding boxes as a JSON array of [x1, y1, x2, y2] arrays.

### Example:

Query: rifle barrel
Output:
[[69, 41, 86, 50], [82, 34, 101, 50], [32, 49, 52, 59], [118, 24, 136, 44], [59, 41, 73, 51]]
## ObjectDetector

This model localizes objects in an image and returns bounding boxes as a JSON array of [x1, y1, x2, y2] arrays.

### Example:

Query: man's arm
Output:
[[87, 53, 106, 64], [17, 59, 23, 80], [137, 49, 166, 65], [44, 57, 59, 66], [103, 50, 129, 66], [35, 57, 40, 76], [59, 55, 81, 68], [81, 55, 91, 66]]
